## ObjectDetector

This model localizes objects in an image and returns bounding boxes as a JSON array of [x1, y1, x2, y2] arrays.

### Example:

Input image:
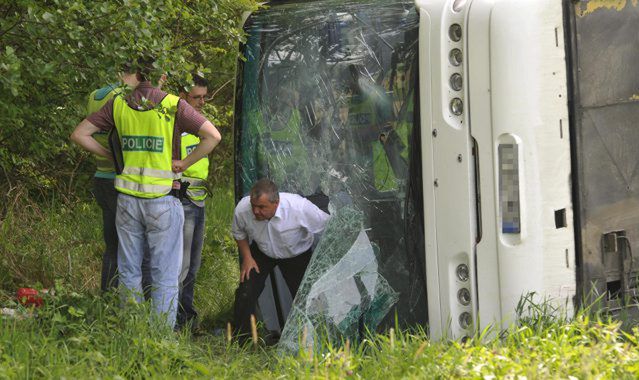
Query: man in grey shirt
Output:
[[231, 178, 330, 341]]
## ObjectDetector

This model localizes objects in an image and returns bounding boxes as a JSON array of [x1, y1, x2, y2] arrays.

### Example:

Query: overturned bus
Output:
[[232, 0, 639, 342]]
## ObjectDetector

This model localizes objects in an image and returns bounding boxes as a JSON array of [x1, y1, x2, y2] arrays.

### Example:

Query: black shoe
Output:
[[263, 330, 280, 346], [191, 325, 205, 336]]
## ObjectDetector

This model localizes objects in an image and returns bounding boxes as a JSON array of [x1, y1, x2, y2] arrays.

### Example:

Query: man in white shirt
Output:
[[231, 178, 330, 340]]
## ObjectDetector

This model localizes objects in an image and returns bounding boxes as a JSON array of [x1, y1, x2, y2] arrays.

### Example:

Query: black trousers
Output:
[[93, 177, 119, 292], [233, 243, 312, 337]]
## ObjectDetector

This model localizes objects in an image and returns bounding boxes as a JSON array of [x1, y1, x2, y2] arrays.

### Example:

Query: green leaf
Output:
[[67, 306, 85, 317], [42, 11, 54, 22]]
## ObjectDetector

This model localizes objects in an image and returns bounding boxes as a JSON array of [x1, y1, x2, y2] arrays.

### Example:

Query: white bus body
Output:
[[234, 0, 639, 340], [417, 0, 576, 339]]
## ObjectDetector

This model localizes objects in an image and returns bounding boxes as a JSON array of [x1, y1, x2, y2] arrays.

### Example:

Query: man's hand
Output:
[[236, 238, 259, 282], [70, 119, 111, 159], [240, 255, 260, 283], [177, 121, 221, 173], [172, 159, 188, 173]]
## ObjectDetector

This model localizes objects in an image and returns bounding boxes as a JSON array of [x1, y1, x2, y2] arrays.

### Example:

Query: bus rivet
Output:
[[457, 154, 463, 162], [432, 129, 438, 138], [434, 179, 439, 187]]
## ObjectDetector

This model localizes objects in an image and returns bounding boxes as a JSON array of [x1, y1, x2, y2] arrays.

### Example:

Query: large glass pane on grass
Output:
[[279, 207, 399, 353]]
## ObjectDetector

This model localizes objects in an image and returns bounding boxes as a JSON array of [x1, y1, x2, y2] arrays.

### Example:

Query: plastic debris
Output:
[[1, 308, 17, 317], [1, 307, 33, 320], [16, 288, 45, 307]]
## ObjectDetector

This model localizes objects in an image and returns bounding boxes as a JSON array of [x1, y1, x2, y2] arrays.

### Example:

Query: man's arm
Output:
[[302, 199, 331, 234], [70, 119, 111, 159], [172, 121, 221, 173], [237, 238, 260, 282]]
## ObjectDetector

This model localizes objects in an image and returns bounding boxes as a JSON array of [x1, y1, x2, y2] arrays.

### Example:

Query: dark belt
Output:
[[169, 180, 190, 199]]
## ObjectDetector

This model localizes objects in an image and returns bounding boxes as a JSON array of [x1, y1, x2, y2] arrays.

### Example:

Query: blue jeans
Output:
[[177, 199, 206, 328], [116, 193, 184, 328], [93, 178, 119, 292]]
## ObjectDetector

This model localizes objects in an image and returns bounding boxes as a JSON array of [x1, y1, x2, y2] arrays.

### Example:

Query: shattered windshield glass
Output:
[[278, 206, 401, 353], [234, 0, 427, 349]]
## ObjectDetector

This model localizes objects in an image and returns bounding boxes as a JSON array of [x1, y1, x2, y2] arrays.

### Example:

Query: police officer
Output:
[[71, 58, 221, 328], [85, 69, 139, 293], [175, 74, 210, 331], [344, 64, 398, 193]]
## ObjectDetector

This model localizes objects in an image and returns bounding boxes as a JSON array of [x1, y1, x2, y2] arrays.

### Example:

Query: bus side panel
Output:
[[418, 8, 444, 339], [466, 0, 502, 331], [417, 0, 478, 339], [474, 0, 576, 323]]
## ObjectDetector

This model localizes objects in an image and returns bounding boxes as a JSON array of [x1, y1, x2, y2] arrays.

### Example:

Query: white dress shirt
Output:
[[232, 193, 330, 259]]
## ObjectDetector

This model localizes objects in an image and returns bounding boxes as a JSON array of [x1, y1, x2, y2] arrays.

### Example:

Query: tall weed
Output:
[[195, 186, 239, 325], [0, 189, 101, 293], [0, 186, 240, 323]]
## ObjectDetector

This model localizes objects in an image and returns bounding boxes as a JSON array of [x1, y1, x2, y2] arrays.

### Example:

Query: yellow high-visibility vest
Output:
[[87, 85, 120, 178], [113, 94, 180, 198], [180, 133, 209, 201], [348, 92, 399, 192]]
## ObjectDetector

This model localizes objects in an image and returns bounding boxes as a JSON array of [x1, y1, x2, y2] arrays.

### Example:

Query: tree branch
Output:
[[0, 15, 23, 39], [210, 79, 233, 99]]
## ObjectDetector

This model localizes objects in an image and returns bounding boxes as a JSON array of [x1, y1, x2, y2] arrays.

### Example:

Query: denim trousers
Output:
[[177, 199, 206, 328], [116, 193, 184, 328], [92, 177, 119, 292]]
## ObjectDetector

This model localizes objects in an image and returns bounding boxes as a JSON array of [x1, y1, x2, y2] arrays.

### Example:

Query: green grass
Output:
[[2, 189, 639, 378], [2, 294, 639, 378], [0, 190, 103, 294], [194, 186, 240, 327], [0, 186, 240, 319], [0, 291, 271, 378]]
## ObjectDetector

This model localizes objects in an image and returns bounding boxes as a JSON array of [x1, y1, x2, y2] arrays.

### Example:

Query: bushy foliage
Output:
[[0, 0, 257, 201]]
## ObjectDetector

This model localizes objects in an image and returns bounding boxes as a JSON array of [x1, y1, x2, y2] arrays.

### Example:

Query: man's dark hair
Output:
[[120, 55, 155, 81], [192, 74, 209, 88], [120, 62, 136, 75], [122, 55, 155, 82], [250, 178, 279, 203], [137, 55, 156, 82]]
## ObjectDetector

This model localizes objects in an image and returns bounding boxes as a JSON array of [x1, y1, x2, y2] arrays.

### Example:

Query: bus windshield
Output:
[[234, 0, 427, 344]]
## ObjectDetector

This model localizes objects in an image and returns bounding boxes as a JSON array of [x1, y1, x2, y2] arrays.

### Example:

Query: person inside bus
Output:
[[258, 85, 315, 195], [343, 63, 399, 194]]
